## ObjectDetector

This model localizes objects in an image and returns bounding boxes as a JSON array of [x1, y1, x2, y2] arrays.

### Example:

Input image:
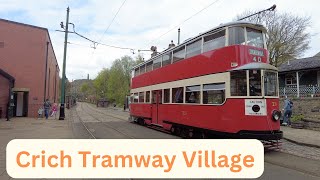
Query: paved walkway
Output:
[[281, 126, 320, 148], [0, 114, 73, 180]]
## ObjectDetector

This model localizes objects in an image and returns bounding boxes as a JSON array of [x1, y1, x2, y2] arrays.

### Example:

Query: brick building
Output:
[[0, 19, 60, 118]]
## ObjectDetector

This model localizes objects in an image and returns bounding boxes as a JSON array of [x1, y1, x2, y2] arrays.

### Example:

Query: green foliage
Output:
[[80, 83, 89, 93], [291, 114, 304, 122], [93, 68, 109, 99]]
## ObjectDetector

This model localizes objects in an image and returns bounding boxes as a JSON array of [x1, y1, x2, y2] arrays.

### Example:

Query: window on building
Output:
[[246, 27, 264, 48], [185, 85, 200, 103], [133, 93, 139, 103], [249, 70, 262, 96], [203, 30, 226, 53], [231, 71, 247, 96], [146, 61, 153, 72], [203, 83, 225, 104], [228, 26, 245, 46], [153, 57, 162, 70], [186, 39, 202, 58], [173, 46, 185, 63], [163, 89, 170, 103], [285, 74, 297, 85], [139, 92, 145, 103], [162, 52, 172, 67], [172, 87, 184, 103], [145, 91, 150, 103]]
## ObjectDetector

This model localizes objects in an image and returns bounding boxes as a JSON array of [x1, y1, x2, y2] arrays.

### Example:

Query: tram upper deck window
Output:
[[134, 68, 140, 77], [140, 64, 146, 75], [203, 30, 226, 53], [249, 70, 262, 96], [186, 39, 202, 58], [231, 71, 247, 96], [246, 27, 264, 48], [153, 57, 162, 70], [264, 71, 278, 96], [162, 52, 172, 67], [173, 46, 185, 63], [228, 26, 245, 46], [185, 85, 200, 104], [146, 61, 153, 72]]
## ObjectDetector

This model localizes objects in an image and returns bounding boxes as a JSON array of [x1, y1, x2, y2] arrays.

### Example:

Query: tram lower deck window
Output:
[[203, 83, 225, 104], [231, 71, 247, 96], [139, 92, 145, 103], [163, 89, 170, 103], [185, 85, 200, 103], [172, 87, 184, 103], [145, 91, 150, 103]]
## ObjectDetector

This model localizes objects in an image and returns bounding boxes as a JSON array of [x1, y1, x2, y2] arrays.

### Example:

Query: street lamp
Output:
[[59, 7, 71, 120]]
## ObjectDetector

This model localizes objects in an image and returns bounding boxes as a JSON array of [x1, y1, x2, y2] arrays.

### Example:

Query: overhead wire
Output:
[[145, 0, 221, 48]]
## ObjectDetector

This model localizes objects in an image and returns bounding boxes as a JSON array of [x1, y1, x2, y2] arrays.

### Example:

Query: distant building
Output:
[[0, 18, 60, 118], [278, 53, 320, 97]]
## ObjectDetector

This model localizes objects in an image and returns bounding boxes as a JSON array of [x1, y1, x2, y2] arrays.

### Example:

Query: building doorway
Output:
[[13, 91, 28, 117]]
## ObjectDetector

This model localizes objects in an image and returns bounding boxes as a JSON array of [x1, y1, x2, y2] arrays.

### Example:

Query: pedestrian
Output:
[[123, 103, 126, 111], [283, 98, 293, 126], [44, 99, 51, 120], [50, 103, 58, 119], [38, 106, 43, 119]]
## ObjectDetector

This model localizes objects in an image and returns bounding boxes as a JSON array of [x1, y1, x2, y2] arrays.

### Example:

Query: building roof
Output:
[[0, 68, 15, 84], [278, 56, 320, 72]]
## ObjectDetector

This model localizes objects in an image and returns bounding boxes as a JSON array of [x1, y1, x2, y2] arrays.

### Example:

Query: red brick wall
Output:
[[0, 19, 59, 118]]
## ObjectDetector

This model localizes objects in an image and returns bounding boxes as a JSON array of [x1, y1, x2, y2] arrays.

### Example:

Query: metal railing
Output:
[[280, 85, 320, 97]]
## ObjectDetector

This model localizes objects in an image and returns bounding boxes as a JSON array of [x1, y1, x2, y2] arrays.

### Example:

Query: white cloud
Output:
[[1, 0, 319, 80]]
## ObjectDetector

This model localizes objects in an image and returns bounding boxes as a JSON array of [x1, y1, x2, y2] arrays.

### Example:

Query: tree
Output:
[[236, 11, 311, 67], [93, 68, 109, 99]]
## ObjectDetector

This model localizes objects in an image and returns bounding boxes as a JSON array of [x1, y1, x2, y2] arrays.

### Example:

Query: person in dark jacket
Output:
[[44, 99, 51, 120], [283, 98, 293, 126]]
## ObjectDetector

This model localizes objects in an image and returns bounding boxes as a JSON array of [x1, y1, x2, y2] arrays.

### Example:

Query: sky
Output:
[[1, 0, 319, 80]]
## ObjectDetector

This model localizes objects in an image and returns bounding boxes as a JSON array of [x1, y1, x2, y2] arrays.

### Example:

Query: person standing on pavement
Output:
[[44, 99, 51, 120], [283, 98, 293, 126]]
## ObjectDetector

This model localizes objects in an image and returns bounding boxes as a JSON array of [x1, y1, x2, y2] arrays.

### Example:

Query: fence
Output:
[[279, 85, 320, 98]]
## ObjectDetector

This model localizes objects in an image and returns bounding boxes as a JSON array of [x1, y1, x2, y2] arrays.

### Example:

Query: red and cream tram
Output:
[[129, 21, 283, 140]]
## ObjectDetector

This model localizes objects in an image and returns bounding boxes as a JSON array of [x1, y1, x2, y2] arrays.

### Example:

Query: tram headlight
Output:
[[272, 110, 281, 121]]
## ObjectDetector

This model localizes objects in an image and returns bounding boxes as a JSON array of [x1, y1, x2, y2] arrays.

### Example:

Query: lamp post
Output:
[[59, 7, 70, 120]]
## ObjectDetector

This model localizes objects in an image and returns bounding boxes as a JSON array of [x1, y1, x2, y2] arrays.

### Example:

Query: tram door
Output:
[[151, 90, 162, 125]]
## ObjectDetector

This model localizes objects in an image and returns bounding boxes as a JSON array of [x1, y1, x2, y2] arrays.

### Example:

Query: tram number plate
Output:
[[245, 99, 267, 116]]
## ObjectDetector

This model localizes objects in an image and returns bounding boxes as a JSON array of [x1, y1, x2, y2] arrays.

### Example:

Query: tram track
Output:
[[78, 103, 135, 139], [71, 104, 96, 139]]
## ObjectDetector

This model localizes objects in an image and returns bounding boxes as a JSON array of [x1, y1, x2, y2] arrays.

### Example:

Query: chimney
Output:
[[87, 74, 89, 80]]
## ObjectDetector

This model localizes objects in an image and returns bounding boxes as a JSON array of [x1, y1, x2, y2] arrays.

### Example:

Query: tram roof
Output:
[[133, 21, 266, 70]]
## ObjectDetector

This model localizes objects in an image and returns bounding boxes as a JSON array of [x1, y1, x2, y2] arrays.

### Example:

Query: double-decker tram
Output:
[[129, 21, 283, 141]]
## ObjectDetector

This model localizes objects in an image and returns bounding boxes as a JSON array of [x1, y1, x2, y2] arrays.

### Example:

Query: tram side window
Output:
[[139, 92, 145, 103], [162, 52, 172, 67], [145, 91, 150, 103], [264, 71, 278, 96], [130, 93, 134, 104], [153, 57, 162, 70], [185, 85, 200, 104], [186, 39, 202, 58], [133, 93, 139, 103], [203, 30, 226, 53], [134, 68, 140, 77], [163, 89, 170, 103], [231, 71, 247, 96], [203, 83, 225, 104], [173, 46, 185, 63], [146, 61, 153, 72], [140, 64, 146, 75], [249, 70, 262, 96], [172, 87, 184, 103], [228, 27, 245, 46]]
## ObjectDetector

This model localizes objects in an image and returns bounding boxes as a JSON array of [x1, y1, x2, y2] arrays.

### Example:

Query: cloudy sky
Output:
[[1, 0, 319, 80]]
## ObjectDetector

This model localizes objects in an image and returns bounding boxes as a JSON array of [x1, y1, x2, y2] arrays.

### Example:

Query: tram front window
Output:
[[246, 28, 264, 48], [228, 26, 245, 46], [264, 71, 278, 96], [249, 70, 262, 96]]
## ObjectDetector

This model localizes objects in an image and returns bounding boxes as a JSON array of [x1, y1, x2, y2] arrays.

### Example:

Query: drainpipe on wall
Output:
[[44, 42, 49, 102], [54, 64, 57, 103]]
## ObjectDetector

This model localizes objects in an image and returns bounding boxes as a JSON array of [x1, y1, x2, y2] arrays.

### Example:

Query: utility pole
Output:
[[59, 7, 70, 120]]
